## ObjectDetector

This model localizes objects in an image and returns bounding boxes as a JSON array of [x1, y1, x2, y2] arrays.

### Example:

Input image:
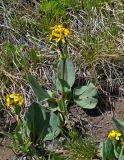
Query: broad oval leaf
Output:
[[28, 74, 50, 101], [100, 139, 115, 160], [57, 58, 75, 89], [74, 83, 98, 109], [56, 78, 71, 93], [25, 102, 60, 142], [74, 83, 97, 98], [113, 141, 121, 158], [75, 97, 98, 109], [119, 156, 124, 160], [25, 102, 50, 142], [74, 86, 87, 97], [112, 117, 124, 134], [45, 111, 61, 140]]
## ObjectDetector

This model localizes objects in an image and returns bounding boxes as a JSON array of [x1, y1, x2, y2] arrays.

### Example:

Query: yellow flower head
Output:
[[108, 130, 121, 141], [50, 24, 70, 43], [6, 93, 23, 108]]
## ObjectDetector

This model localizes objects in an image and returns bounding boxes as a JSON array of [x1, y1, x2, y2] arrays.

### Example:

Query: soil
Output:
[[0, 99, 124, 160], [0, 142, 15, 160], [70, 99, 124, 141], [0, 110, 16, 160]]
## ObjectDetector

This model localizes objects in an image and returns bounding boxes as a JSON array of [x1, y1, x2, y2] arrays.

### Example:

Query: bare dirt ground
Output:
[[70, 99, 124, 141], [0, 110, 16, 160], [0, 145, 15, 160]]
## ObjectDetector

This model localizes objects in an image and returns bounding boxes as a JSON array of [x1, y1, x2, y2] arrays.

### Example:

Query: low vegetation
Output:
[[0, 0, 124, 159]]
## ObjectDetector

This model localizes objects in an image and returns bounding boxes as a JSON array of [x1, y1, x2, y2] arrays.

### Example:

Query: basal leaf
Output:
[[28, 74, 50, 101]]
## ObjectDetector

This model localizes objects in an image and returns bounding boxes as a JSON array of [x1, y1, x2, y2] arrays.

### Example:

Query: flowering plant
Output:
[[28, 24, 98, 131], [6, 93, 23, 108], [6, 93, 23, 116], [1, 93, 60, 158], [1, 24, 98, 158], [108, 130, 121, 141], [100, 117, 124, 160], [50, 24, 70, 43]]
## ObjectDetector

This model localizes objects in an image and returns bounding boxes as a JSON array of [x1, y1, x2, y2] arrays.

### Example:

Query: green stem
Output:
[[62, 59, 65, 99], [59, 44, 69, 126], [61, 56, 68, 122], [58, 43, 65, 101]]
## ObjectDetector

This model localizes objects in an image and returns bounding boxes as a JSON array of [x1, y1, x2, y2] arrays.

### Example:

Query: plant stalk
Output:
[[62, 59, 65, 99], [61, 56, 68, 123], [59, 44, 69, 126]]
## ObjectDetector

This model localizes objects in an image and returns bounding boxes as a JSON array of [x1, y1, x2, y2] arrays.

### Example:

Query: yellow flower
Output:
[[6, 93, 23, 108], [50, 24, 70, 43], [108, 130, 121, 141]]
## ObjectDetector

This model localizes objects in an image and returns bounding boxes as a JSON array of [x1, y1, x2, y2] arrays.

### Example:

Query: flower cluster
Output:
[[108, 130, 121, 141], [6, 93, 23, 108], [50, 24, 70, 43]]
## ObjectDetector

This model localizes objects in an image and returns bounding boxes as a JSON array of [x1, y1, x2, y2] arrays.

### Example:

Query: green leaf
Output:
[[51, 154, 64, 160], [45, 111, 61, 140], [25, 102, 60, 142], [113, 141, 121, 158], [22, 118, 31, 138], [15, 125, 24, 146], [57, 58, 75, 89], [57, 99, 64, 112], [119, 146, 124, 159], [58, 78, 70, 89], [14, 105, 21, 115], [28, 146, 37, 156], [112, 117, 124, 134], [119, 156, 124, 160], [75, 97, 98, 109], [74, 83, 98, 109], [100, 139, 115, 160], [0, 131, 14, 140], [28, 74, 50, 101], [74, 83, 98, 98], [28, 48, 38, 63], [46, 99, 59, 112], [25, 102, 50, 142], [56, 78, 71, 93], [74, 86, 87, 96]]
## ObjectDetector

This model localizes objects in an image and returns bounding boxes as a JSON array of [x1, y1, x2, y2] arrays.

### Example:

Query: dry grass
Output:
[[0, 0, 123, 121], [0, 1, 124, 159]]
